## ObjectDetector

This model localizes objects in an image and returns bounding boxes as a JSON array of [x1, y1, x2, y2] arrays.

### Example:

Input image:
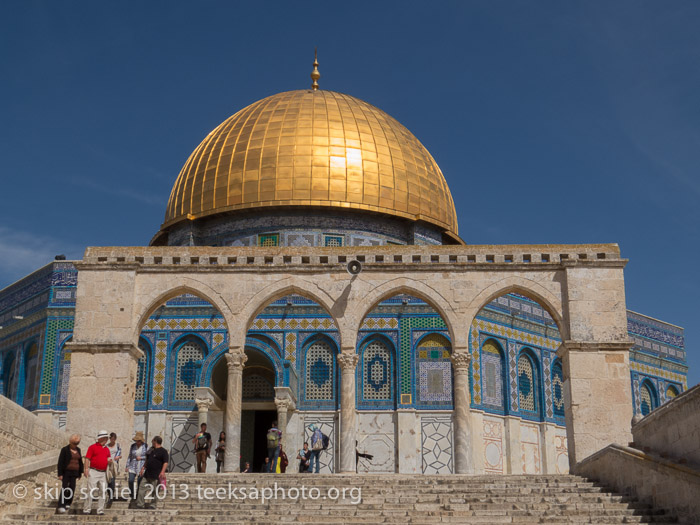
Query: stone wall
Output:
[[0, 394, 68, 463], [577, 444, 700, 523], [631, 383, 700, 469]]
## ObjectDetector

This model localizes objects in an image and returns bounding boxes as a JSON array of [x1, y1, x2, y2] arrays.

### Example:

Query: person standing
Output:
[[309, 424, 323, 474], [278, 444, 289, 473], [125, 432, 147, 501], [215, 431, 226, 473], [191, 423, 212, 473], [265, 421, 281, 473], [296, 442, 311, 473], [83, 430, 112, 515], [135, 436, 168, 510], [106, 432, 122, 505], [56, 434, 83, 513]]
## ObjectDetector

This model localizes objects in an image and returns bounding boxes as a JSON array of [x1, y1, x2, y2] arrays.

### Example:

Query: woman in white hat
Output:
[[126, 431, 147, 502]]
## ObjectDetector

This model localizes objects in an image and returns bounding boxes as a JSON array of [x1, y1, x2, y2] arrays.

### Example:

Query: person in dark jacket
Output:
[[57, 434, 83, 513]]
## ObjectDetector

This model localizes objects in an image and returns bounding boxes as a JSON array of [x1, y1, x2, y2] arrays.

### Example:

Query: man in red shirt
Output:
[[83, 430, 112, 515]]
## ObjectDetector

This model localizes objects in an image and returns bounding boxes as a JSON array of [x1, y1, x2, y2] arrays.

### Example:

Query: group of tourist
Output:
[[56, 430, 169, 514], [245, 421, 326, 474]]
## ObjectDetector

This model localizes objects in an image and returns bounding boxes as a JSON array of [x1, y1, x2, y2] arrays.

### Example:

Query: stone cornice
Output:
[[64, 342, 143, 359], [557, 341, 633, 356]]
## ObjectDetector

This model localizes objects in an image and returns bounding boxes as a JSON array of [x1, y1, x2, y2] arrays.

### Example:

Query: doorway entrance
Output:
[[241, 409, 277, 472]]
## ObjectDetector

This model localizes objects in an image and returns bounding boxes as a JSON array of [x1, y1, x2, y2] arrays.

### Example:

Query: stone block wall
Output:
[[632, 383, 700, 469], [0, 395, 68, 463]]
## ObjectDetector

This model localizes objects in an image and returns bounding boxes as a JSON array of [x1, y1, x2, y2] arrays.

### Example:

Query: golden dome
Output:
[[163, 89, 458, 236]]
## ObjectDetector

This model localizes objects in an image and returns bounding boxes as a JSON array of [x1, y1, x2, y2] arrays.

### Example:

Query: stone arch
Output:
[[132, 281, 234, 345], [234, 277, 340, 349], [465, 276, 568, 340], [351, 278, 462, 349]]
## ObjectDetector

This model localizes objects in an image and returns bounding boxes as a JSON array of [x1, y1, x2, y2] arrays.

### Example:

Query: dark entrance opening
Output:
[[241, 409, 277, 472]]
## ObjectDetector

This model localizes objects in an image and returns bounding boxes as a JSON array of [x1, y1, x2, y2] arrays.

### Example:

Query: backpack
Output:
[[311, 430, 323, 451], [197, 433, 208, 450], [267, 430, 280, 448], [321, 433, 330, 451]]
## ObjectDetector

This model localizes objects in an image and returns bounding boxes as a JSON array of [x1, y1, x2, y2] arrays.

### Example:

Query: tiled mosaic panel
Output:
[[135, 340, 149, 402], [629, 360, 686, 388], [174, 341, 204, 401], [399, 314, 447, 397], [640, 382, 654, 416], [421, 416, 453, 474], [509, 342, 518, 411], [152, 339, 168, 406], [41, 317, 73, 400], [303, 416, 335, 473], [543, 352, 552, 418], [481, 341, 504, 408], [169, 416, 199, 472], [551, 362, 565, 418], [305, 341, 334, 400], [416, 334, 452, 405], [518, 355, 536, 412], [482, 417, 504, 474], [362, 340, 391, 400]]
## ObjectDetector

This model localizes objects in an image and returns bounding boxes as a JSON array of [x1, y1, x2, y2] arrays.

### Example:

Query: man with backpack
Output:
[[191, 423, 212, 473], [309, 424, 324, 474], [265, 421, 282, 473]]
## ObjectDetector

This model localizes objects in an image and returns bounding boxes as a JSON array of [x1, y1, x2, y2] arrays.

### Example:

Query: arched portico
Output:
[[67, 244, 633, 474]]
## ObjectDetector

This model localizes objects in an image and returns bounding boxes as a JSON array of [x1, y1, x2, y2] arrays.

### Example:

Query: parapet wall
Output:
[[632, 383, 700, 469], [0, 395, 68, 463]]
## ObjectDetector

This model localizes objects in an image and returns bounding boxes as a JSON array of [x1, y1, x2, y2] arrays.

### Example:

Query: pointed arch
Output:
[[133, 282, 233, 345], [351, 278, 461, 348], [640, 379, 658, 416], [465, 276, 568, 341], [517, 348, 542, 419], [481, 338, 506, 411], [301, 332, 339, 409], [357, 333, 396, 409]]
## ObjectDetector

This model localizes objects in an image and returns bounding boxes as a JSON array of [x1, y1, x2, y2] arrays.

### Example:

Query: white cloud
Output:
[[0, 227, 83, 289]]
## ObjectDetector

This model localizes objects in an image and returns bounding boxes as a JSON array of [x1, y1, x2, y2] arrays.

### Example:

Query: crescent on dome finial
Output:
[[311, 48, 320, 91]]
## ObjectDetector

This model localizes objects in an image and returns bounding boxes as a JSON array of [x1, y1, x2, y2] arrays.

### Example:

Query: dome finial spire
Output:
[[311, 48, 320, 91]]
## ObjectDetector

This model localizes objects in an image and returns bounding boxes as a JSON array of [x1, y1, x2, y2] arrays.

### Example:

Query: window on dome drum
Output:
[[481, 340, 505, 410], [665, 384, 680, 402], [640, 380, 658, 416], [258, 233, 279, 247], [324, 235, 344, 247], [360, 338, 393, 405], [174, 340, 204, 401], [23, 343, 39, 408], [305, 340, 335, 402], [551, 360, 565, 418], [416, 334, 453, 406], [135, 339, 151, 403], [517, 352, 539, 415]]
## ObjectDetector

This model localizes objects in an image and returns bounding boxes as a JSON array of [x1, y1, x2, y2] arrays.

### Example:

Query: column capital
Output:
[[195, 397, 213, 412], [450, 352, 471, 371], [225, 351, 247, 372], [337, 352, 359, 371], [274, 397, 294, 413]]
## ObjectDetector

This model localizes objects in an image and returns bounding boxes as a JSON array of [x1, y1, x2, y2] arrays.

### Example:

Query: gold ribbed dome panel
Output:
[[164, 90, 458, 235]]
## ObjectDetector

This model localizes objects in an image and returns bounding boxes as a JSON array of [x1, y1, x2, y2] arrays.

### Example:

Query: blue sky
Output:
[[1, 1, 698, 385]]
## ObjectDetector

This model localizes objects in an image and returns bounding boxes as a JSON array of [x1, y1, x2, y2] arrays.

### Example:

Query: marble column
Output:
[[337, 352, 359, 474], [195, 397, 213, 428], [223, 350, 247, 472], [451, 351, 473, 474], [275, 397, 292, 454]]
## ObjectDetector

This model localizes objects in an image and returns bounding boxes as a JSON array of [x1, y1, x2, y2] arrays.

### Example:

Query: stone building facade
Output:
[[0, 84, 688, 476]]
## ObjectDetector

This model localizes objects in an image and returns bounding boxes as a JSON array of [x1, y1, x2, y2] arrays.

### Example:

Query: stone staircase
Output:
[[1, 474, 677, 524]]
